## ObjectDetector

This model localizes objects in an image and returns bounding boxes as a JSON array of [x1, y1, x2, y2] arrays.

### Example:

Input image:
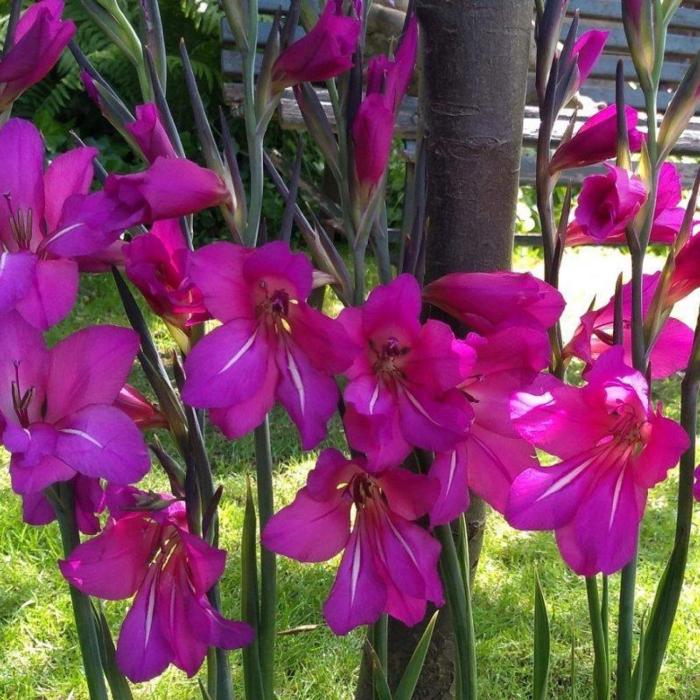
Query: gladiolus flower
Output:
[[507, 346, 688, 576], [0, 0, 75, 112], [352, 15, 417, 196], [182, 241, 356, 449], [263, 449, 443, 634], [60, 489, 253, 681], [0, 312, 150, 499], [0, 118, 99, 328], [115, 384, 168, 431], [549, 105, 644, 173], [272, 0, 361, 90], [21, 474, 105, 534], [423, 271, 565, 335], [429, 326, 549, 525], [567, 162, 686, 246], [124, 219, 209, 331], [339, 274, 472, 471], [565, 272, 693, 379], [126, 103, 178, 162], [571, 165, 647, 242]]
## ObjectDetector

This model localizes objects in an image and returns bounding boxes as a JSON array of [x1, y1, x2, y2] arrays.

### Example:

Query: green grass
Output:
[[2, 261, 700, 698]]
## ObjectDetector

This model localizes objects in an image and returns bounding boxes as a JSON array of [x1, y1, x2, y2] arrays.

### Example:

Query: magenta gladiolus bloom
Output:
[[352, 15, 418, 194], [0, 0, 75, 112], [126, 103, 178, 162], [423, 271, 565, 335], [669, 232, 700, 304], [22, 474, 105, 534], [263, 448, 443, 634], [182, 241, 356, 448], [339, 274, 472, 470], [549, 105, 644, 173], [572, 165, 647, 242], [571, 30, 609, 90], [0, 118, 99, 328], [60, 489, 253, 681], [567, 162, 686, 246], [272, 0, 361, 90], [51, 157, 230, 259], [428, 326, 549, 525], [565, 272, 693, 379], [506, 347, 688, 576], [124, 219, 209, 330], [0, 312, 150, 499]]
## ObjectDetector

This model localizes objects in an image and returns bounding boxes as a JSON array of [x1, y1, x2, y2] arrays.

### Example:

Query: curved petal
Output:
[[45, 325, 139, 421], [506, 451, 600, 531], [274, 337, 339, 450], [289, 302, 357, 374], [323, 521, 386, 635], [632, 410, 688, 488], [182, 319, 272, 409], [15, 257, 78, 330], [187, 242, 253, 322], [342, 403, 410, 472], [243, 241, 314, 301], [178, 529, 227, 594], [556, 467, 645, 576], [467, 425, 537, 514], [55, 405, 150, 484], [0, 251, 36, 310], [511, 373, 609, 459], [208, 353, 278, 440], [59, 514, 157, 599], [429, 445, 469, 526], [396, 385, 471, 453], [262, 487, 351, 562], [43, 146, 97, 233], [116, 567, 173, 682]]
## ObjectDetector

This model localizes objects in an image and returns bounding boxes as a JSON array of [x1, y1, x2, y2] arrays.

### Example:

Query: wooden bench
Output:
[[222, 0, 700, 243]]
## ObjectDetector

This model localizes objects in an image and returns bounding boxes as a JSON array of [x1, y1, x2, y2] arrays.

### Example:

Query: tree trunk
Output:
[[357, 2, 532, 698]]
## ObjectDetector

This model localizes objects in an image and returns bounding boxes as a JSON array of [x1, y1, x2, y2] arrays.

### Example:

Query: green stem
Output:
[[51, 484, 109, 700], [585, 577, 609, 700], [254, 418, 277, 700], [633, 371, 698, 698], [435, 523, 477, 700], [616, 554, 638, 699]]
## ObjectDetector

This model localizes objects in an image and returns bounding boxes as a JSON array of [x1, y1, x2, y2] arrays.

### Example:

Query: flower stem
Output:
[[633, 321, 700, 698], [435, 523, 477, 700], [585, 576, 609, 700], [51, 484, 109, 700], [254, 417, 277, 700]]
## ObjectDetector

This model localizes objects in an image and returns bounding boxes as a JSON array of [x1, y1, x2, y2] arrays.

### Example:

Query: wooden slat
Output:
[[562, 22, 699, 58], [222, 50, 262, 81], [570, 0, 700, 31], [222, 19, 304, 47], [589, 54, 691, 86]]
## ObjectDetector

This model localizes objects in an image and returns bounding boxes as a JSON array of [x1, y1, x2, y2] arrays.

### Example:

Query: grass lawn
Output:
[[1, 250, 699, 699]]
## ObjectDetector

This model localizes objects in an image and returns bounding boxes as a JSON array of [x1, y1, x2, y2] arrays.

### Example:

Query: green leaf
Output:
[[394, 611, 439, 700], [92, 601, 133, 700], [365, 642, 392, 700], [533, 571, 551, 700], [240, 479, 265, 700]]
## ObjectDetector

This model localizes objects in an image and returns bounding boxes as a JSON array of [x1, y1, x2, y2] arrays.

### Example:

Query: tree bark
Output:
[[357, 2, 532, 698]]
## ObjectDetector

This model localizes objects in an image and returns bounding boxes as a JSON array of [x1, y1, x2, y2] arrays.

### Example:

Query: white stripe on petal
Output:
[[350, 535, 362, 605], [218, 328, 258, 374], [535, 456, 596, 502], [402, 387, 441, 427], [60, 428, 103, 448], [286, 347, 305, 416], [609, 468, 626, 531], [0, 251, 7, 277], [368, 382, 380, 415]]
